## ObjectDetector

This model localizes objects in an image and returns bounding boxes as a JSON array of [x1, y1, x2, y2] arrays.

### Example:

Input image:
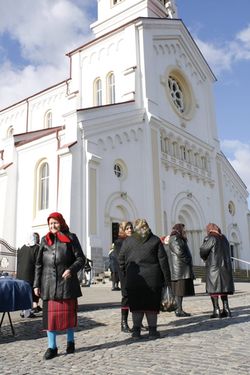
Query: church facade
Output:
[[0, 0, 249, 273]]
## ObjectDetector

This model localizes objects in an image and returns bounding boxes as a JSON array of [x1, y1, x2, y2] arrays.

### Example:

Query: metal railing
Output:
[[231, 257, 250, 277]]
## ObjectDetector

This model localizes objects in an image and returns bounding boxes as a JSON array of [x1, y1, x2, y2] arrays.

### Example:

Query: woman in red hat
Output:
[[34, 212, 86, 360]]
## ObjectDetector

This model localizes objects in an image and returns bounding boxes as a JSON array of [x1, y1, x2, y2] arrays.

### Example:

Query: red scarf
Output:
[[45, 231, 71, 246]]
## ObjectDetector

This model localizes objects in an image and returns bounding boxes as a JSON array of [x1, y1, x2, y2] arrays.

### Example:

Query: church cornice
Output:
[[77, 101, 145, 138]]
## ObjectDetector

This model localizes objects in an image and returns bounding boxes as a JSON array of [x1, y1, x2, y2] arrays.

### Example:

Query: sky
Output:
[[0, 0, 249, 204]]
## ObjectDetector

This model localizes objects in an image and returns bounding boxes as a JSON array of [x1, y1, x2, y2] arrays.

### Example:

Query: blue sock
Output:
[[47, 330, 57, 349], [67, 328, 74, 343]]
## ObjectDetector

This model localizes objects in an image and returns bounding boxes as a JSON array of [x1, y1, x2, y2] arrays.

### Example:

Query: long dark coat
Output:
[[16, 244, 39, 284], [168, 235, 194, 281], [200, 233, 234, 294], [119, 232, 170, 311], [33, 232, 85, 300]]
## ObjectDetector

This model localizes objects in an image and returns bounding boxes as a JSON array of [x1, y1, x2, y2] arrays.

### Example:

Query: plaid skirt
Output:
[[43, 299, 78, 331]]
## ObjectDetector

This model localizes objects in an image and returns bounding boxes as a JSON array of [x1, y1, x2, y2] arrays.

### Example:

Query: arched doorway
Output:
[[104, 192, 138, 252], [171, 193, 206, 266], [228, 224, 241, 269]]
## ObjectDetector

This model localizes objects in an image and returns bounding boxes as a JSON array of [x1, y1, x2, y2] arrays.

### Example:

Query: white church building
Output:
[[0, 0, 250, 274]]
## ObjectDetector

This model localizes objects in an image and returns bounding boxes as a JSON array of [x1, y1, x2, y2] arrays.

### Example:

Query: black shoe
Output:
[[32, 306, 42, 313], [175, 310, 191, 317], [66, 341, 75, 354], [43, 348, 58, 360], [210, 309, 221, 319], [121, 322, 132, 333], [131, 328, 141, 339], [27, 313, 37, 318], [148, 328, 160, 340]]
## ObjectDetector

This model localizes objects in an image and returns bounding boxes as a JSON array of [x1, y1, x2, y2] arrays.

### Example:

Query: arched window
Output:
[[38, 162, 49, 210], [107, 72, 115, 104], [44, 111, 52, 128], [6, 126, 14, 138], [94, 78, 102, 106]]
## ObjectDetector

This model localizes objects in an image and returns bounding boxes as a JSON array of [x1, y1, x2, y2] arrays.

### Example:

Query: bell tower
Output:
[[91, 0, 178, 38]]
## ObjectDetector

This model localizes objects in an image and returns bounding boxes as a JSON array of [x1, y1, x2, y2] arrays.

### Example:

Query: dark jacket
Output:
[[168, 235, 194, 280], [119, 232, 170, 311], [16, 244, 39, 284], [114, 237, 128, 295], [200, 233, 234, 294], [33, 232, 85, 300]]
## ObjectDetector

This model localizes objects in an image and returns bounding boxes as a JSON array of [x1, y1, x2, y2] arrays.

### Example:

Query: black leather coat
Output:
[[168, 235, 194, 281], [200, 234, 234, 294], [33, 232, 86, 300]]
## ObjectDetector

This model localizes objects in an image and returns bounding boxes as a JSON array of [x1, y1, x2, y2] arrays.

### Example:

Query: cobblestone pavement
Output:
[[1, 281, 250, 375]]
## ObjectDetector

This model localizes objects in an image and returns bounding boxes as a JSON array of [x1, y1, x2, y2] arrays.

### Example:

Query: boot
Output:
[[66, 341, 75, 354], [148, 327, 160, 340], [131, 327, 141, 339], [174, 296, 191, 317], [43, 348, 58, 360], [221, 296, 232, 318], [121, 309, 132, 333], [210, 296, 221, 318]]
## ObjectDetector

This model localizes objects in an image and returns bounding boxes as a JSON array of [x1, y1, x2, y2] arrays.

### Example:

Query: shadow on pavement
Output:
[[78, 301, 120, 312], [0, 315, 106, 344]]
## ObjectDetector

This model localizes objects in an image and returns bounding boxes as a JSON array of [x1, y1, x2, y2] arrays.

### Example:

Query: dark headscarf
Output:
[[170, 223, 186, 239], [46, 212, 71, 246], [133, 219, 151, 242]]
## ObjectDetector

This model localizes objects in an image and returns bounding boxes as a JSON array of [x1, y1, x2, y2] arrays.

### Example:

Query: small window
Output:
[[94, 78, 102, 106], [165, 69, 195, 121], [45, 111, 52, 128], [39, 162, 49, 210], [112, 0, 124, 5], [107, 72, 115, 104], [168, 76, 185, 113], [228, 201, 235, 216], [114, 163, 122, 178]]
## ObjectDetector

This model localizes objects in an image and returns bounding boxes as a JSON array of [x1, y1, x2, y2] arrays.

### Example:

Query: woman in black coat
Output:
[[119, 219, 170, 340], [113, 221, 133, 332], [168, 223, 195, 317], [34, 212, 86, 360], [200, 223, 234, 318]]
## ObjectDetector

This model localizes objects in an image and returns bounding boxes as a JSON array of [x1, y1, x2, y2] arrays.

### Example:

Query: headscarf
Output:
[[47, 212, 69, 232], [118, 221, 133, 239], [133, 219, 151, 239], [206, 223, 222, 236], [45, 212, 71, 246], [170, 223, 186, 239]]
